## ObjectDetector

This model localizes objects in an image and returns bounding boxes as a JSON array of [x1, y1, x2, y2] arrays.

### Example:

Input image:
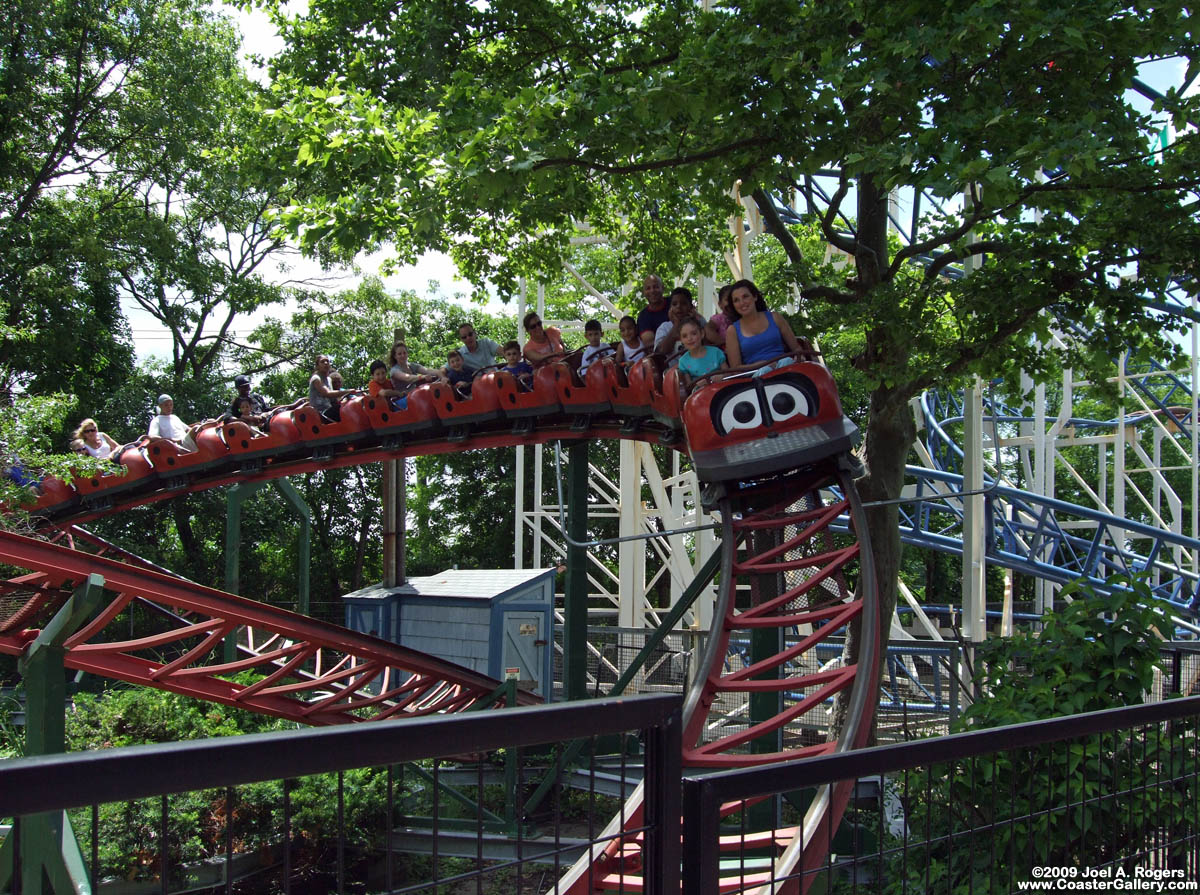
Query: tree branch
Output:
[[801, 284, 860, 305], [818, 173, 856, 255], [906, 303, 1048, 395], [923, 240, 1007, 281], [751, 188, 804, 266], [889, 199, 996, 278], [530, 135, 770, 174]]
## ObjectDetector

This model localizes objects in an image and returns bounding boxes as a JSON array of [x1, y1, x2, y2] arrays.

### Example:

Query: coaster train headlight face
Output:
[[711, 374, 820, 437]]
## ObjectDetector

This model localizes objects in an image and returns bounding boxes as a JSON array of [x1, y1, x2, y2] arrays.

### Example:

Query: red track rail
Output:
[[0, 530, 536, 723], [557, 459, 880, 894]]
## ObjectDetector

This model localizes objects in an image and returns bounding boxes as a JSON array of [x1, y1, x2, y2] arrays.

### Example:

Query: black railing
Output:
[[1, 693, 681, 895], [682, 694, 1200, 894], [7, 691, 1200, 894]]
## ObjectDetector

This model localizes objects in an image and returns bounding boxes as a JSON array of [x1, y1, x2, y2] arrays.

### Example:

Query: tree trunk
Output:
[[833, 170, 912, 744], [171, 498, 206, 582], [838, 386, 915, 744]]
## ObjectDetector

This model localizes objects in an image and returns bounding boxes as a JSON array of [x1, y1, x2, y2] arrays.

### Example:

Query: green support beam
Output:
[[563, 440, 589, 701], [0, 575, 105, 894]]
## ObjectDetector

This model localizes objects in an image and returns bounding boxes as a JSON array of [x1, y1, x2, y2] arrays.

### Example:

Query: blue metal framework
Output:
[[890, 465, 1199, 621]]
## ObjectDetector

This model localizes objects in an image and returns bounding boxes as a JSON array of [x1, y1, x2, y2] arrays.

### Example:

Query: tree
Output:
[[254, 0, 1200, 726], [0, 0, 220, 393], [104, 53, 308, 387], [0, 0, 304, 418]]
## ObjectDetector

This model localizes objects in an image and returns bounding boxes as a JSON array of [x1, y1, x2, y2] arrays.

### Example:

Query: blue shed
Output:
[[341, 568, 556, 699]]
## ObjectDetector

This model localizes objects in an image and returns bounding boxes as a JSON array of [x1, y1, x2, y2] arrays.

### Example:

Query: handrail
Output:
[[683, 693, 1200, 803], [0, 693, 682, 818]]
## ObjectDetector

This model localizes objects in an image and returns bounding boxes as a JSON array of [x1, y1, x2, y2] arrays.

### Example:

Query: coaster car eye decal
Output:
[[711, 373, 819, 436]]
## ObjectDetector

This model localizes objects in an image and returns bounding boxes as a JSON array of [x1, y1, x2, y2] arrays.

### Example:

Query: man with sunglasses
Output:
[[454, 322, 502, 373]]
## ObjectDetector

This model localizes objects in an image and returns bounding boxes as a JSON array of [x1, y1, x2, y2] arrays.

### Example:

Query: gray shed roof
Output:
[[342, 567, 555, 603]]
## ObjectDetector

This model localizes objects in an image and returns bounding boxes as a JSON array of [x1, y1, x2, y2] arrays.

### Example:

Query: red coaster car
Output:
[[25, 475, 77, 518], [649, 364, 685, 432], [428, 372, 504, 433], [494, 364, 561, 421], [290, 396, 372, 458], [555, 356, 616, 417], [683, 362, 859, 483], [221, 409, 304, 468], [361, 384, 441, 447], [143, 421, 230, 485], [610, 357, 657, 420], [71, 440, 158, 507]]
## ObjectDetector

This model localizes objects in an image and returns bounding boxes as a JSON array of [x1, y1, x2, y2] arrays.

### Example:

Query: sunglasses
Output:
[[528, 321, 543, 329], [82, 427, 96, 433]]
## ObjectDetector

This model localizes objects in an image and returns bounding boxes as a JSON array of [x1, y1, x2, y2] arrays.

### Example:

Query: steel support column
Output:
[[563, 440, 589, 701], [382, 459, 406, 587], [961, 378, 986, 642]]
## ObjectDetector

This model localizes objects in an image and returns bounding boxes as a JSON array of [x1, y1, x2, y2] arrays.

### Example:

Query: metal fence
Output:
[[553, 625, 706, 701], [1161, 643, 1200, 699], [682, 694, 1200, 894], [0, 694, 681, 895], [551, 630, 1200, 747]]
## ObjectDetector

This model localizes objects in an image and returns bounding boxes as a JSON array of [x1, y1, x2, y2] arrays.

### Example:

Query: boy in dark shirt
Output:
[[446, 349, 475, 398], [501, 340, 534, 392]]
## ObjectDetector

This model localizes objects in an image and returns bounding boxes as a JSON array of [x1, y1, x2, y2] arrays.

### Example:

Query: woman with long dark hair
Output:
[[724, 279, 807, 373]]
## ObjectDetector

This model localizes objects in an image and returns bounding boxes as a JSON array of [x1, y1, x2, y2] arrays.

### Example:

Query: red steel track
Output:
[[558, 458, 879, 894], [4, 360, 878, 892], [0, 530, 537, 722]]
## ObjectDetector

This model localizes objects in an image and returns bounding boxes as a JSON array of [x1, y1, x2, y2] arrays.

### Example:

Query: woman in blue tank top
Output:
[[724, 279, 809, 371]]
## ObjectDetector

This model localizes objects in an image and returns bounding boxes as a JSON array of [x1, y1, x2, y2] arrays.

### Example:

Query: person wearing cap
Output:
[[232, 374, 271, 425], [147, 395, 197, 450]]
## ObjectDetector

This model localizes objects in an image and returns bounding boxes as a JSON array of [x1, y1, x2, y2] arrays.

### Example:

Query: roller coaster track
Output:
[[557, 457, 879, 894], [904, 385, 1200, 626], [3, 361, 880, 894], [0, 529, 540, 722]]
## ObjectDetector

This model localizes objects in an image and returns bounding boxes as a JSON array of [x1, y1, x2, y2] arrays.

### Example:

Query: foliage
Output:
[[1, 0, 249, 394], [0, 394, 119, 525], [0, 689, 22, 758], [889, 576, 1196, 891], [0, 0, 306, 524], [256, 0, 1199, 382], [59, 684, 391, 884], [961, 576, 1170, 725]]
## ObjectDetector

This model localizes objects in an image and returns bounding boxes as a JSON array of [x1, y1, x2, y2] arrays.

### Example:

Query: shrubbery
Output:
[[52, 685, 390, 886], [886, 576, 1198, 893]]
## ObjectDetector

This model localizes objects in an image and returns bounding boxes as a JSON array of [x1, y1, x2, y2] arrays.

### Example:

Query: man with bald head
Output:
[[635, 274, 671, 350]]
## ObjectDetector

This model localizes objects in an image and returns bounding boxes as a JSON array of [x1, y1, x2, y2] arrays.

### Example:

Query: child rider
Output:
[[676, 318, 727, 391], [501, 340, 535, 392]]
